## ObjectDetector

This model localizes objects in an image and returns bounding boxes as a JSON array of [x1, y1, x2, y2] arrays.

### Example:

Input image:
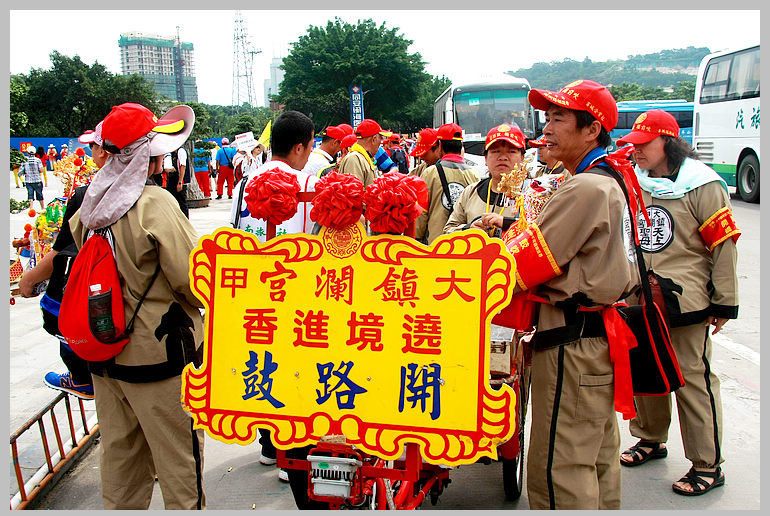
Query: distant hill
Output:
[[509, 46, 710, 91]]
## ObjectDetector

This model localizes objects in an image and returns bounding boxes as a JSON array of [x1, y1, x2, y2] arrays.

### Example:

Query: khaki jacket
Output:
[[415, 159, 478, 244], [338, 150, 377, 188], [444, 179, 518, 234], [409, 161, 428, 178], [637, 179, 739, 325], [530, 166, 640, 333], [70, 185, 204, 382]]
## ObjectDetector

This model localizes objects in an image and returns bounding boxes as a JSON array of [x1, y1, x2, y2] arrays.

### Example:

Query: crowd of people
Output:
[[16, 75, 741, 510]]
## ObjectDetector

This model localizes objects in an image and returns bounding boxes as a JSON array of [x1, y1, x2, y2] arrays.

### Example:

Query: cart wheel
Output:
[[503, 375, 527, 501]]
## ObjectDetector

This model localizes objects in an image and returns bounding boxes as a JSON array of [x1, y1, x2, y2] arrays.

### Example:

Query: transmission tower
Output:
[[231, 11, 262, 112], [173, 26, 185, 102]]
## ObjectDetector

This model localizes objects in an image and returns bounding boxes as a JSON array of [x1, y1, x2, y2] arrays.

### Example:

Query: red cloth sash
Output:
[[698, 207, 741, 251]]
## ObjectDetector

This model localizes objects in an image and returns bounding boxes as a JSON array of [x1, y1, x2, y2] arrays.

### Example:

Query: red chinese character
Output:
[[433, 270, 475, 302], [243, 308, 279, 345], [315, 265, 354, 305], [293, 310, 330, 348], [373, 266, 420, 307], [401, 314, 442, 355], [346, 312, 385, 351], [260, 261, 297, 302], [221, 268, 248, 298]]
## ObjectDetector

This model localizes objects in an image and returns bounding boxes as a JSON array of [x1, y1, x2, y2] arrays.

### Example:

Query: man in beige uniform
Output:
[[616, 110, 738, 496], [70, 103, 205, 509], [414, 123, 478, 244], [408, 127, 440, 178], [337, 118, 383, 188], [504, 80, 641, 509]]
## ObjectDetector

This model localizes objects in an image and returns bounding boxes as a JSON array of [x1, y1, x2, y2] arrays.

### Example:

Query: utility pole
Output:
[[231, 11, 262, 113]]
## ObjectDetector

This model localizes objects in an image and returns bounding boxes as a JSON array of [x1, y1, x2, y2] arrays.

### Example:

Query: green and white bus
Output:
[[693, 44, 760, 202], [433, 75, 538, 168]]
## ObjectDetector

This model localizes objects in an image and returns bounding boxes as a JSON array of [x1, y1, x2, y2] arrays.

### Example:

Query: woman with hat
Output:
[[616, 109, 739, 497], [443, 124, 526, 237], [69, 102, 206, 509]]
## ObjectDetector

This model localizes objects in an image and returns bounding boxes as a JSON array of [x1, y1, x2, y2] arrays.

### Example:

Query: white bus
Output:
[[693, 44, 760, 202], [433, 75, 538, 168]]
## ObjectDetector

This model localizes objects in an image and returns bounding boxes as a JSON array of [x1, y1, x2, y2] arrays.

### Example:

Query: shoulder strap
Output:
[[123, 263, 161, 336], [603, 165, 655, 305], [233, 175, 250, 228], [435, 162, 454, 212]]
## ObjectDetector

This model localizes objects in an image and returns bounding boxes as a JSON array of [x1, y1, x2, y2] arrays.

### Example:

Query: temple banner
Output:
[[182, 223, 517, 466]]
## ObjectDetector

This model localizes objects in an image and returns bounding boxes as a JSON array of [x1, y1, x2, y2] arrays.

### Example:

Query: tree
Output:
[[13, 51, 159, 137], [10, 76, 29, 137], [278, 18, 431, 131]]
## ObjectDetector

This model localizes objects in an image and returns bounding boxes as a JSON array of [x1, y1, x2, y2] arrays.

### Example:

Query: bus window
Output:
[[700, 56, 731, 103], [727, 48, 760, 100], [673, 110, 693, 128], [453, 89, 532, 138]]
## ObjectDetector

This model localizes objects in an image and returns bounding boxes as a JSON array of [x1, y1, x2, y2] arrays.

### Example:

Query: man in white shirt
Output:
[[230, 111, 318, 241], [302, 125, 344, 178], [158, 146, 189, 217]]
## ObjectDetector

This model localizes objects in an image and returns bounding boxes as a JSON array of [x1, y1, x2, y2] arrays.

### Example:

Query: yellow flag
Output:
[[257, 120, 271, 147]]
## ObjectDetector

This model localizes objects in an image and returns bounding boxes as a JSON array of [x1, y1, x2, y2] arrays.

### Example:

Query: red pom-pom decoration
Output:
[[24, 224, 33, 232], [28, 209, 36, 217], [73, 157, 83, 167], [75, 147, 85, 157], [244, 167, 301, 226], [364, 172, 428, 235], [309, 171, 365, 230]]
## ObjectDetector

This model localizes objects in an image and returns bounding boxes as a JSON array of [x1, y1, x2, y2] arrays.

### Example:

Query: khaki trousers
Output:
[[527, 337, 621, 509], [629, 320, 724, 468], [93, 373, 205, 510]]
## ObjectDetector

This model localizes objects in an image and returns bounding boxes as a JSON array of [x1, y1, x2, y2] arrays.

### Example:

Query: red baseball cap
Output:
[[616, 109, 680, 146], [410, 128, 439, 157], [323, 125, 345, 141], [355, 119, 383, 138], [78, 121, 104, 145], [388, 133, 401, 143], [337, 123, 354, 136], [484, 124, 525, 151], [100, 103, 184, 150], [528, 79, 618, 132], [528, 135, 548, 148], [437, 123, 464, 141], [340, 134, 358, 150]]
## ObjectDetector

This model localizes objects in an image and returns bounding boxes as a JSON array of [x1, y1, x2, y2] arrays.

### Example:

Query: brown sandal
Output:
[[620, 440, 667, 467]]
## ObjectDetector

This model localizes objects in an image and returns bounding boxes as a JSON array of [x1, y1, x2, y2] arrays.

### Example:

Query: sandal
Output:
[[619, 440, 667, 467], [672, 466, 725, 496]]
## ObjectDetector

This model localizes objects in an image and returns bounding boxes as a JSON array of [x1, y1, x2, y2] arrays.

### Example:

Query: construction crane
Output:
[[231, 11, 262, 112]]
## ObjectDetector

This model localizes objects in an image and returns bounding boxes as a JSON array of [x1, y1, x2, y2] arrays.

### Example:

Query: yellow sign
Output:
[[182, 224, 517, 466]]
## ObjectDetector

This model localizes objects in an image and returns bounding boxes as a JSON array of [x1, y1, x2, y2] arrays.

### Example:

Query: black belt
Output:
[[530, 310, 607, 351]]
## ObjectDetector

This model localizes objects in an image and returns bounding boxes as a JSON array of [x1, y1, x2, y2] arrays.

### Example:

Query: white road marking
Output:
[[712, 332, 760, 366]]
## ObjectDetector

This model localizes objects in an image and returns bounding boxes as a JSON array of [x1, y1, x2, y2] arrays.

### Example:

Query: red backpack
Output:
[[59, 228, 158, 362]]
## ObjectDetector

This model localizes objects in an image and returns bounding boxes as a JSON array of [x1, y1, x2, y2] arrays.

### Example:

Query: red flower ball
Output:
[[244, 168, 301, 226], [309, 171, 365, 230], [24, 224, 33, 232], [73, 157, 83, 167], [28, 209, 36, 217], [75, 147, 85, 157], [364, 172, 428, 235]]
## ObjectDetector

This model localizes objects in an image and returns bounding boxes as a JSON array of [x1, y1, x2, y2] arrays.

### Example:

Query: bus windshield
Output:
[[453, 89, 532, 140]]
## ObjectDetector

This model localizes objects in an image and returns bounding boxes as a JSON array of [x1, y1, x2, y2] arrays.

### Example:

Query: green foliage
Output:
[[278, 18, 436, 133], [13, 51, 159, 137], [9, 148, 26, 170], [510, 47, 709, 94], [10, 198, 31, 214], [224, 107, 274, 139], [610, 81, 695, 102]]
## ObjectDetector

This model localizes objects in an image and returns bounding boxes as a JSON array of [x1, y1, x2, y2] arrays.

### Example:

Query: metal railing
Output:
[[9, 392, 99, 510]]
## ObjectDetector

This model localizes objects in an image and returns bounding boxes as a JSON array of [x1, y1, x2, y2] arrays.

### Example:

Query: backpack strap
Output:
[[233, 173, 250, 228], [122, 263, 161, 336], [435, 162, 455, 212]]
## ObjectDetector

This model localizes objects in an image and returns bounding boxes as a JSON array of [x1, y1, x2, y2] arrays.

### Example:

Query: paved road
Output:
[[9, 177, 760, 509]]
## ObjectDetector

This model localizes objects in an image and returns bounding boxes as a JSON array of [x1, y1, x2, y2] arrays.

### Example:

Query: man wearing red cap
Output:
[[386, 133, 409, 174], [414, 123, 479, 244], [409, 128, 440, 178], [302, 125, 344, 177], [504, 80, 640, 509], [69, 102, 206, 509], [215, 137, 238, 199], [616, 110, 738, 497], [338, 119, 383, 188]]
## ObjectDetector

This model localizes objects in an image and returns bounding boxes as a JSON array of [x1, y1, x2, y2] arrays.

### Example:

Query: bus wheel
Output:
[[737, 155, 760, 203]]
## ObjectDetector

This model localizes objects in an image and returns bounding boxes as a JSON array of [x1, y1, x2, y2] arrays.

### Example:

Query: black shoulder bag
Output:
[[606, 166, 685, 396]]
